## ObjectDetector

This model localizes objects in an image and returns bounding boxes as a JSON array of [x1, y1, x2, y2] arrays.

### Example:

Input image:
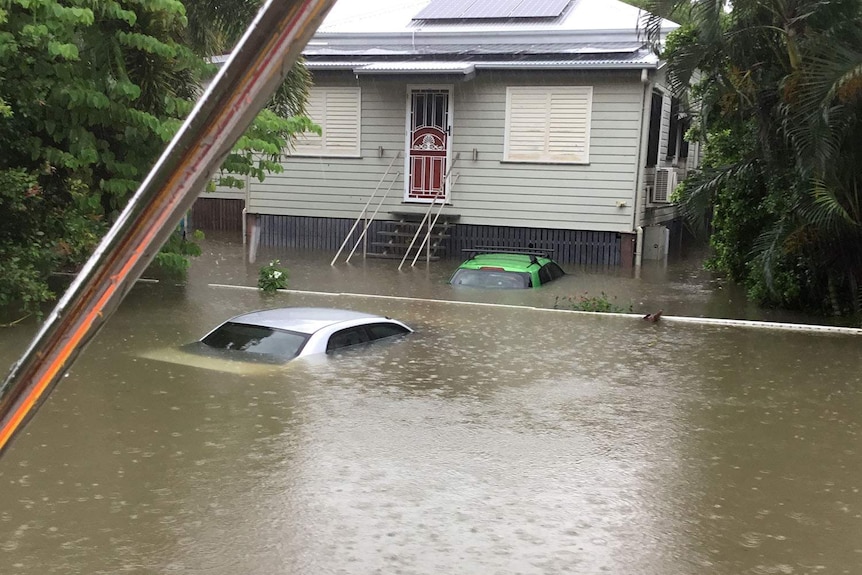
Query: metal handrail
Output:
[[411, 172, 460, 268], [345, 171, 400, 263], [398, 152, 460, 270], [397, 196, 437, 271], [330, 151, 402, 266]]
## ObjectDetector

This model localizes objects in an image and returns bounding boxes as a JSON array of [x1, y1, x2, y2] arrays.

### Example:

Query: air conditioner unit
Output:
[[652, 168, 677, 203]]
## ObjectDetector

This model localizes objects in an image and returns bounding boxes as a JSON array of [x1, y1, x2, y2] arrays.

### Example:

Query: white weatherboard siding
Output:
[[248, 71, 643, 233], [248, 74, 405, 218]]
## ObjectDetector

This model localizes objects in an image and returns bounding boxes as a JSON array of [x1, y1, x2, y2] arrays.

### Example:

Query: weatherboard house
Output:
[[195, 0, 696, 266]]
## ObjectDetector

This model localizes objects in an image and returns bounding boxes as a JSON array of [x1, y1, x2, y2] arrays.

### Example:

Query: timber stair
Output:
[[366, 211, 459, 261]]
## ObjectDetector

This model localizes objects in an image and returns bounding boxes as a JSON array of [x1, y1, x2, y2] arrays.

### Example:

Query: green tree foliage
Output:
[[0, 0, 315, 319], [645, 0, 862, 316], [0, 168, 106, 321]]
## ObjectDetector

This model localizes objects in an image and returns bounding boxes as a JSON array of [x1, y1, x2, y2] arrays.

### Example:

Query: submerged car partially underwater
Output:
[[189, 307, 413, 363], [449, 247, 566, 289]]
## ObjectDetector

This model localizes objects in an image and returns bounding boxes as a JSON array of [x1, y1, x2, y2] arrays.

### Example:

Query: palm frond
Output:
[[679, 157, 759, 237]]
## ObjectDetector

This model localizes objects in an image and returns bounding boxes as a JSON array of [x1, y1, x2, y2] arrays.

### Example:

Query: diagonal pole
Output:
[[0, 0, 338, 457]]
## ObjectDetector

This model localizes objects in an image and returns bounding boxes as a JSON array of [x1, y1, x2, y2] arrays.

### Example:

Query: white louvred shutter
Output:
[[292, 87, 360, 156], [547, 87, 591, 163], [505, 88, 551, 162], [505, 86, 591, 164], [322, 88, 361, 156], [293, 89, 325, 154]]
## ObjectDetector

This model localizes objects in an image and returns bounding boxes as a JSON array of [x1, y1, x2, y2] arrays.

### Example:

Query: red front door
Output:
[[407, 89, 450, 201]]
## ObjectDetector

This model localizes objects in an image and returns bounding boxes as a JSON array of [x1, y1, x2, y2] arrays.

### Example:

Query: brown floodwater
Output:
[[1, 236, 861, 574]]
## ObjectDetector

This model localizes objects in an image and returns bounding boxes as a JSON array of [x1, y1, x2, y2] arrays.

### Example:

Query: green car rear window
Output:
[[450, 268, 531, 289]]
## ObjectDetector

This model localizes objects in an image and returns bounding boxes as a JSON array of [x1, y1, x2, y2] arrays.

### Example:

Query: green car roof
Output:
[[450, 249, 565, 289], [456, 252, 553, 272]]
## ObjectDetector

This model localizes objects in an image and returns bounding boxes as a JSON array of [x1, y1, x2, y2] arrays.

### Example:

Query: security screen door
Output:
[[406, 88, 451, 201]]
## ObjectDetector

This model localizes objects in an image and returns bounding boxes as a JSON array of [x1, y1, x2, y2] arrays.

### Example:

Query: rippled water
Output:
[[1, 238, 861, 574]]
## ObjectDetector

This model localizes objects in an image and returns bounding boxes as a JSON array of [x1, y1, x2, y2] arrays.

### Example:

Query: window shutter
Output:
[[322, 88, 361, 155], [505, 87, 591, 163], [293, 90, 325, 152], [505, 89, 551, 161], [547, 88, 591, 163], [293, 87, 361, 156]]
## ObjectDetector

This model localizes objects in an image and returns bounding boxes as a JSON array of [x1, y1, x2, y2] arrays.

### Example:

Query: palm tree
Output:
[[183, 0, 312, 118], [643, 0, 862, 314]]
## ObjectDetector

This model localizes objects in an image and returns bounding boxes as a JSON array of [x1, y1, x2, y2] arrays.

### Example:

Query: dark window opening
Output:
[[645, 92, 663, 167], [666, 97, 680, 160], [679, 116, 691, 160]]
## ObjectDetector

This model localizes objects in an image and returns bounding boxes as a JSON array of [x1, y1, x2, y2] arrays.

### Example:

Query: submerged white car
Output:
[[193, 307, 412, 362]]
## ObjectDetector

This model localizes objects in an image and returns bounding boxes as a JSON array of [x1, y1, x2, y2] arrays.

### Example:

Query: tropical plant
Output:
[[258, 260, 288, 293], [643, 0, 862, 315], [0, 168, 106, 320], [553, 292, 634, 313], [0, 0, 315, 319]]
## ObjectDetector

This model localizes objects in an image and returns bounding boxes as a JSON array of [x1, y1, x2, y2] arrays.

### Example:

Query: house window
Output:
[[645, 91, 663, 167], [679, 116, 691, 160], [292, 87, 361, 157], [504, 86, 592, 164], [666, 97, 680, 160]]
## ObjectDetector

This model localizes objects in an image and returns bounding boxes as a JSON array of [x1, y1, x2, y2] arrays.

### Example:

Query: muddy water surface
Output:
[[1, 238, 861, 574]]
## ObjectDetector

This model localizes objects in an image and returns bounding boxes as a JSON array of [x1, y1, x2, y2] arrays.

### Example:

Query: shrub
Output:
[[554, 292, 633, 313], [258, 260, 288, 293]]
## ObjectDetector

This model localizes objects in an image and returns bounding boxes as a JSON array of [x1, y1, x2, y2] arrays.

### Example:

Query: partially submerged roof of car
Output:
[[227, 307, 389, 334], [458, 253, 554, 271], [456, 248, 556, 271]]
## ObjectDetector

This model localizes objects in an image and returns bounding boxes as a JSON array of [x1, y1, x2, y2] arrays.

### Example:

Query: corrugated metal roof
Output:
[[476, 54, 659, 68], [353, 61, 476, 74], [306, 51, 660, 73]]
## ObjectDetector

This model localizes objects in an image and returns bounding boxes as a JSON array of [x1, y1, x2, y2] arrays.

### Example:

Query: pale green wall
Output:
[[247, 69, 647, 233]]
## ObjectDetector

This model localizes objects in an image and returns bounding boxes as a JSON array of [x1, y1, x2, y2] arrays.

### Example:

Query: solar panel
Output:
[[509, 0, 572, 18], [461, 0, 523, 18], [413, 0, 478, 20], [413, 0, 572, 20]]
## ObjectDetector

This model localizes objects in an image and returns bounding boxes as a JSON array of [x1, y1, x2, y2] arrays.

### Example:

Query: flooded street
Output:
[[1, 237, 861, 574]]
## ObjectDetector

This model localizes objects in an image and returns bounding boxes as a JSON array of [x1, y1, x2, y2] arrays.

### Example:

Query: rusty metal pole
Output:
[[0, 0, 338, 456]]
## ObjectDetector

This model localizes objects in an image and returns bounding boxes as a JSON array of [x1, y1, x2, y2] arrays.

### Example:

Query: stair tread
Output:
[[365, 252, 441, 261], [378, 231, 450, 238], [370, 241, 443, 248], [389, 211, 460, 222]]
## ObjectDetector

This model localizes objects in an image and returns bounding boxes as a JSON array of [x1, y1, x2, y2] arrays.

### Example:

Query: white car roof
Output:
[[227, 307, 386, 335]]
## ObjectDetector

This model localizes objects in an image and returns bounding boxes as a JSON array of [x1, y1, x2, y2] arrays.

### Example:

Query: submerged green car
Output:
[[449, 248, 566, 289]]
